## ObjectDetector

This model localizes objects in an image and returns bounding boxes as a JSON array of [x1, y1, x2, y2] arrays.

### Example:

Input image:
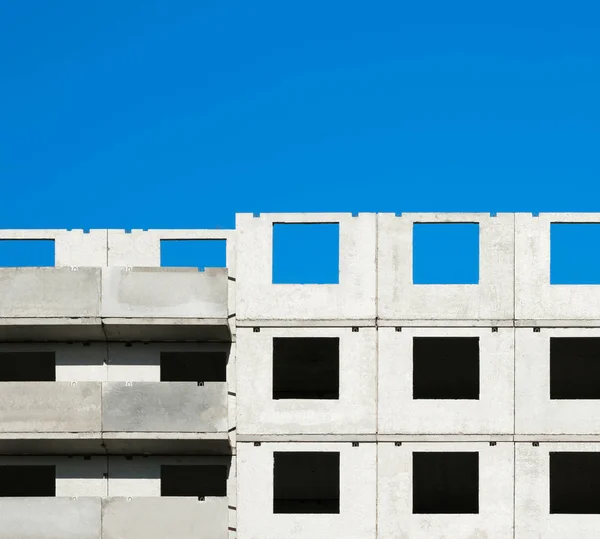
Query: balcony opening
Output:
[[413, 337, 479, 399], [160, 465, 227, 497], [272, 223, 339, 284], [273, 452, 340, 514], [550, 452, 600, 513], [412, 452, 479, 514], [0, 352, 55, 381], [550, 224, 600, 284], [0, 240, 55, 267], [160, 352, 227, 383], [551, 338, 600, 399], [272, 337, 339, 400], [0, 465, 55, 496], [413, 223, 479, 284], [160, 240, 226, 271]]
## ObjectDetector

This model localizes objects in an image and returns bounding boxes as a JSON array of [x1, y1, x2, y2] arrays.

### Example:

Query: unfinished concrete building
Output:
[[0, 212, 599, 538]]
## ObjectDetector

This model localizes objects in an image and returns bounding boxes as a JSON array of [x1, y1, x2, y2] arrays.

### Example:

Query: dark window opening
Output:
[[160, 240, 226, 271], [272, 223, 339, 284], [550, 452, 600, 514], [413, 452, 479, 514], [413, 338, 479, 399], [551, 338, 600, 399], [550, 224, 600, 284], [0, 240, 55, 267], [412, 223, 479, 284], [273, 452, 340, 514], [160, 352, 227, 383], [0, 352, 55, 381], [0, 465, 55, 497], [272, 338, 339, 400], [161, 465, 227, 497]]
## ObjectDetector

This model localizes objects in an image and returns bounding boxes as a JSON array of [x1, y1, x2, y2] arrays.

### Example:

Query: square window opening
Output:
[[272, 223, 339, 284], [160, 240, 226, 271], [0, 352, 55, 381], [550, 224, 600, 284], [413, 223, 479, 284], [272, 337, 339, 400], [0, 465, 55, 497], [550, 452, 600, 513], [273, 452, 340, 514], [551, 338, 600, 399], [413, 452, 479, 514], [413, 337, 479, 399], [160, 352, 227, 383], [0, 240, 55, 267], [160, 465, 227, 497]]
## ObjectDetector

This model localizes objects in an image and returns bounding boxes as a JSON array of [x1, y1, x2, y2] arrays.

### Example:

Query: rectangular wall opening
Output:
[[550, 452, 600, 513], [412, 452, 479, 514], [0, 352, 55, 381], [273, 452, 340, 514], [272, 337, 339, 400], [160, 465, 227, 497], [412, 223, 479, 284], [0, 465, 55, 497], [550, 338, 600, 399], [160, 352, 227, 383], [550, 224, 600, 284], [160, 240, 226, 270], [413, 337, 479, 399], [272, 223, 339, 284], [0, 240, 55, 267]]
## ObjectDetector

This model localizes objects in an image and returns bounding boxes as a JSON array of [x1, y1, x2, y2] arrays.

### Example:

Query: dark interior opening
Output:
[[550, 452, 600, 513], [160, 465, 227, 497], [550, 338, 600, 399], [0, 352, 55, 381], [272, 337, 339, 400], [0, 465, 55, 497], [412, 452, 479, 514], [273, 452, 340, 514], [413, 337, 479, 399], [160, 352, 227, 383]]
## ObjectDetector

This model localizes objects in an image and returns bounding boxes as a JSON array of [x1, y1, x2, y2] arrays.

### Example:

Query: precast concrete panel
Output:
[[377, 213, 515, 324], [378, 442, 514, 539], [235, 213, 377, 325], [236, 327, 377, 436], [237, 442, 376, 539], [515, 328, 600, 436], [515, 442, 600, 538], [378, 327, 514, 436], [515, 213, 600, 324]]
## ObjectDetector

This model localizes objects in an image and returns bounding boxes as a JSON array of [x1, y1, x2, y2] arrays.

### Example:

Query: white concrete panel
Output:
[[235, 213, 377, 324], [515, 328, 600, 435], [515, 213, 600, 323], [378, 327, 514, 435], [378, 442, 514, 539], [236, 327, 377, 435], [515, 442, 600, 538], [377, 213, 515, 323], [237, 442, 376, 539]]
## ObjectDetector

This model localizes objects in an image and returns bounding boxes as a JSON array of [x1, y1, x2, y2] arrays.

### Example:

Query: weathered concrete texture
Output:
[[378, 442, 514, 539], [378, 213, 515, 323], [236, 327, 377, 435], [102, 497, 228, 539], [235, 213, 377, 324], [0, 498, 102, 539], [237, 442, 376, 539], [378, 327, 514, 435], [102, 382, 227, 433], [0, 382, 101, 433]]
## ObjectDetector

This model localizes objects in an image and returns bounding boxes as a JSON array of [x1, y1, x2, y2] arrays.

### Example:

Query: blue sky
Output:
[[0, 2, 599, 279]]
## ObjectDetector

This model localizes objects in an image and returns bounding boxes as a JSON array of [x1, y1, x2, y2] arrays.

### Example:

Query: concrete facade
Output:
[[1, 213, 599, 537]]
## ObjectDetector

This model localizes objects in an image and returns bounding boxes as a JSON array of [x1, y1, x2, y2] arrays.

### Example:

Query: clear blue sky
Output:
[[0, 2, 599, 280]]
